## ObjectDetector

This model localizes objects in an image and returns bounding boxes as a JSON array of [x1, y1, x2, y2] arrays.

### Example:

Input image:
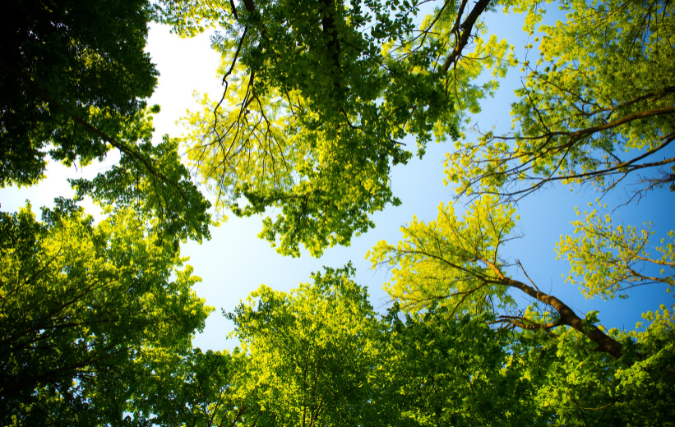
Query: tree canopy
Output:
[[0, 201, 212, 425], [2, 0, 674, 425], [0, 0, 214, 247], [445, 0, 675, 200], [156, 0, 513, 256], [122, 267, 675, 426], [0, 0, 156, 187]]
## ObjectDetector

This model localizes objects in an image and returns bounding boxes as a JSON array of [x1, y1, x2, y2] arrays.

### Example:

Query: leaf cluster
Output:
[[0, 202, 213, 425], [178, 0, 517, 256], [445, 0, 675, 200]]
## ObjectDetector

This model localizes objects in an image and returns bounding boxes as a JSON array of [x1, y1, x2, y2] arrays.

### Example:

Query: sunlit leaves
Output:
[[556, 201, 675, 299], [0, 203, 212, 424], [367, 196, 517, 314], [226, 264, 378, 425], [174, 0, 537, 256], [445, 0, 675, 200]]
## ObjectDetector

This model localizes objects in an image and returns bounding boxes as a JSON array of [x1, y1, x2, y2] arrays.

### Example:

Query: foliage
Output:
[[556, 200, 675, 300], [373, 305, 544, 426], [368, 196, 517, 314], [131, 267, 545, 426], [0, 0, 213, 245], [0, 201, 212, 425], [368, 196, 629, 358], [445, 0, 675, 200], [363, 0, 675, 423], [160, 0, 516, 256], [129, 347, 238, 427], [70, 135, 214, 247], [123, 268, 674, 426], [224, 264, 379, 426], [0, 0, 157, 187], [3, 0, 674, 425], [369, 194, 675, 423], [510, 306, 675, 426]]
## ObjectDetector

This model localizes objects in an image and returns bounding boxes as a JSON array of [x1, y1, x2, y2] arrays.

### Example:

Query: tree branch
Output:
[[441, 0, 492, 73], [0, 60, 187, 200]]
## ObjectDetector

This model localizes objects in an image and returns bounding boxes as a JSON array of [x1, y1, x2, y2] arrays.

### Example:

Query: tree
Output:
[[502, 304, 675, 426], [155, 0, 514, 256], [115, 266, 378, 427], [0, 1, 219, 423], [367, 196, 631, 358], [136, 266, 549, 426], [5, 0, 673, 424], [373, 305, 545, 426], [556, 202, 675, 300], [0, 200, 212, 425], [1, 0, 213, 246], [362, 1, 675, 423], [0, 0, 156, 187], [129, 347, 239, 427], [223, 265, 379, 426], [445, 0, 675, 201], [122, 263, 674, 425], [69, 135, 214, 249], [122, 265, 380, 427], [367, 196, 675, 424]]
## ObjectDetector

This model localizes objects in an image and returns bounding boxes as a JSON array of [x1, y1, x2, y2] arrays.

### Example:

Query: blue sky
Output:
[[2, 4, 672, 352]]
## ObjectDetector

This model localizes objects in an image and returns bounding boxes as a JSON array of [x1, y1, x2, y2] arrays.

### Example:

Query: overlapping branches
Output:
[[445, 0, 675, 202], [369, 196, 625, 358]]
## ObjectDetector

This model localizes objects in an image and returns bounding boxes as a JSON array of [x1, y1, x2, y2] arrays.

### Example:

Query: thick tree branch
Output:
[[484, 260, 624, 359], [441, 0, 492, 73], [228, 0, 239, 21]]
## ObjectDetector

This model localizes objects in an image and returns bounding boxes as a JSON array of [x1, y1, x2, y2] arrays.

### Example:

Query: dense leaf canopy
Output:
[[0, 0, 157, 186], [156, 0, 514, 256], [127, 267, 674, 426], [0, 201, 212, 425], [2, 0, 674, 425], [0, 0, 213, 246]]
